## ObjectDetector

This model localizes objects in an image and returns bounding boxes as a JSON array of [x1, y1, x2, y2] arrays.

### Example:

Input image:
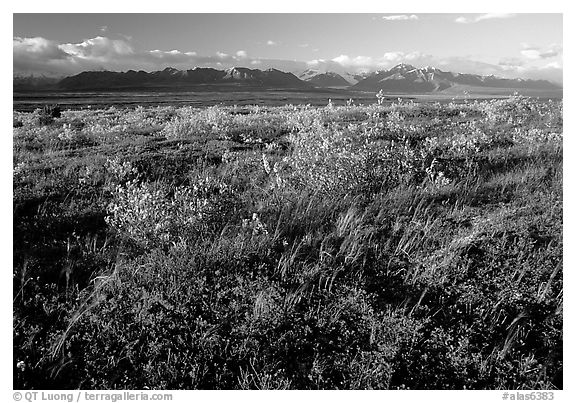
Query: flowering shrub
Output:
[[159, 107, 217, 138], [104, 157, 139, 186], [385, 110, 405, 132], [160, 105, 290, 142], [58, 124, 88, 143], [512, 128, 563, 147], [106, 177, 240, 247], [57, 106, 168, 138], [475, 96, 562, 131], [284, 121, 397, 195], [13, 111, 38, 128], [425, 126, 492, 157]]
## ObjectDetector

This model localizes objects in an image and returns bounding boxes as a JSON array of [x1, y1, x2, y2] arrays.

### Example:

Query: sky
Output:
[[13, 13, 563, 83]]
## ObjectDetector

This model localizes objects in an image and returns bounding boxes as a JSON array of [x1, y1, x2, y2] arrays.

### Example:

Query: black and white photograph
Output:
[[10, 5, 565, 396]]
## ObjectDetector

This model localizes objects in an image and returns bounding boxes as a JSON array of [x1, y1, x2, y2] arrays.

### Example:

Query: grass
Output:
[[13, 96, 562, 389]]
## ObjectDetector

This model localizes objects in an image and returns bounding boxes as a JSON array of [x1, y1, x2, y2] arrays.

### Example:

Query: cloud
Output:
[[13, 35, 562, 84], [14, 35, 245, 76], [266, 40, 277, 46], [382, 14, 418, 21], [327, 51, 434, 72], [99, 26, 108, 33], [13, 37, 69, 60], [499, 57, 525, 67], [520, 43, 562, 60], [455, 13, 516, 24], [499, 63, 563, 84], [13, 37, 73, 76], [520, 49, 542, 59], [438, 56, 562, 84], [59, 36, 134, 60], [332, 54, 375, 67], [309, 52, 562, 84]]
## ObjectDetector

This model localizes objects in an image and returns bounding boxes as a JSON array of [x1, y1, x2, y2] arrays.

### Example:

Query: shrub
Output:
[[42, 104, 61, 118], [36, 105, 61, 126], [106, 177, 241, 248], [38, 114, 54, 126]]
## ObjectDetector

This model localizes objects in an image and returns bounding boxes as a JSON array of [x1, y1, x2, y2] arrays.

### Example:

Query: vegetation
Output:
[[13, 96, 562, 389]]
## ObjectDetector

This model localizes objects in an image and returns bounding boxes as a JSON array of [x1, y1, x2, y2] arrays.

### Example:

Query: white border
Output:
[[3, 2, 571, 401]]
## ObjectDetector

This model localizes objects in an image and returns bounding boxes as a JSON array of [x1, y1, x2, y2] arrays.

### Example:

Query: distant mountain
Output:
[[298, 69, 368, 86], [346, 71, 371, 86], [222, 67, 310, 87], [352, 63, 561, 93], [13, 75, 61, 91], [56, 67, 311, 90], [298, 69, 351, 87], [298, 69, 322, 82], [14, 64, 562, 94]]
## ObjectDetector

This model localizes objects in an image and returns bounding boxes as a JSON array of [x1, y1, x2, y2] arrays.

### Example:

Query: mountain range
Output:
[[350, 63, 559, 92], [14, 64, 562, 94], [298, 69, 367, 87], [53, 67, 311, 90]]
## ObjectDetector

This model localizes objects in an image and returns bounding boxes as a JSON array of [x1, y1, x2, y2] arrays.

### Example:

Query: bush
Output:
[[38, 114, 54, 126], [106, 177, 241, 248], [42, 104, 61, 118], [37, 105, 61, 126]]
